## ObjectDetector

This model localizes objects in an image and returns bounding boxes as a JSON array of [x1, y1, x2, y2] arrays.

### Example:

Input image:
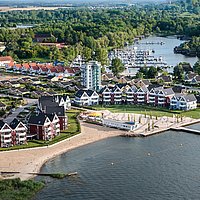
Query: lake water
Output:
[[127, 36, 199, 75], [34, 125, 200, 200]]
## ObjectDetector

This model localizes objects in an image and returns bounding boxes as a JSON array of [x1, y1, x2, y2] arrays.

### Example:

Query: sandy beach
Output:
[[0, 121, 123, 180]]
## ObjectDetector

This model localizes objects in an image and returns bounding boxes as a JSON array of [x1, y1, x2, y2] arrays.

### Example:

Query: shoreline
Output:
[[0, 122, 123, 180], [0, 115, 200, 181]]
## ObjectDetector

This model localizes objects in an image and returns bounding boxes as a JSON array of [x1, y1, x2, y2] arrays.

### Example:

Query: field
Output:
[[92, 105, 200, 119]]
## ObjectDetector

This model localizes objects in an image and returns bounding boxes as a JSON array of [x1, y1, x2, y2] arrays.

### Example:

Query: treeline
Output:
[[174, 36, 200, 57], [0, 2, 199, 64]]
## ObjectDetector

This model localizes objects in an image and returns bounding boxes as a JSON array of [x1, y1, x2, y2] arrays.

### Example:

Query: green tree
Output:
[[193, 61, 200, 75], [110, 58, 125, 76]]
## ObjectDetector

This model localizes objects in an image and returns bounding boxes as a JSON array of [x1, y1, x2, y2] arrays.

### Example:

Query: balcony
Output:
[[149, 99, 155, 103], [19, 137, 26, 141], [149, 96, 155, 100], [180, 103, 186, 107], [137, 99, 145, 102], [56, 124, 60, 128], [104, 99, 111, 102], [3, 138, 12, 143], [17, 132, 26, 137]]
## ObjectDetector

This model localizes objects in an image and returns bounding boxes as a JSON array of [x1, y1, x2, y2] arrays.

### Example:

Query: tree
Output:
[[109, 58, 125, 76], [148, 66, 158, 78], [136, 72, 144, 79], [193, 61, 200, 75], [173, 64, 184, 80]]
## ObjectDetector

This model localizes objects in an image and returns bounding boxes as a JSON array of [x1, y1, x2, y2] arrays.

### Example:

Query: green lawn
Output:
[[92, 105, 200, 119], [0, 109, 80, 151]]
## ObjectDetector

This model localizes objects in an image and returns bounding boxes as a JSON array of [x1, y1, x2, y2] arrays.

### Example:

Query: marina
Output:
[[112, 36, 199, 76]]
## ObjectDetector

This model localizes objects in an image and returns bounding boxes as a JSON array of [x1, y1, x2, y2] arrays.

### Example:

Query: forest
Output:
[[0, 0, 199, 64]]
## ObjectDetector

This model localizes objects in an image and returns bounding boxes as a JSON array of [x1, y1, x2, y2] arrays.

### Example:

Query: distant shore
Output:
[[0, 121, 122, 180], [0, 6, 70, 12]]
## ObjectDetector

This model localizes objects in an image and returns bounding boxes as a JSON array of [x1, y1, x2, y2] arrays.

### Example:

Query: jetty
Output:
[[171, 127, 200, 135]]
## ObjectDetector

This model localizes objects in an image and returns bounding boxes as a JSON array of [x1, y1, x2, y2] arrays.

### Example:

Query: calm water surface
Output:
[[35, 126, 200, 200], [128, 36, 199, 74]]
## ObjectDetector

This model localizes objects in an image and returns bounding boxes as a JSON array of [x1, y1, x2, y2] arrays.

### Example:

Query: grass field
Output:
[[0, 109, 80, 151], [92, 105, 200, 119]]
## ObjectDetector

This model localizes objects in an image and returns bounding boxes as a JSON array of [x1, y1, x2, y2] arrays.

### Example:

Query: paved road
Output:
[[0, 94, 37, 123]]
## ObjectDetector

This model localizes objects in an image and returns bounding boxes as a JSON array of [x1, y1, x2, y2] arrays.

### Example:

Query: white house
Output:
[[74, 90, 99, 106], [170, 94, 197, 110], [0, 56, 13, 66], [54, 95, 71, 110]]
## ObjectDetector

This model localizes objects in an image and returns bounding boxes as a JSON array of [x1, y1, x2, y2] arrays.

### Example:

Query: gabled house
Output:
[[99, 86, 112, 105], [185, 72, 198, 83], [0, 121, 12, 147], [21, 63, 30, 73], [54, 95, 71, 110], [38, 66, 48, 75], [101, 73, 114, 81], [28, 112, 59, 141], [135, 86, 149, 104], [29, 65, 39, 74], [0, 56, 13, 66], [46, 106, 67, 130], [134, 79, 150, 88], [74, 90, 99, 106], [191, 75, 200, 85], [125, 86, 137, 104], [157, 88, 175, 107], [13, 64, 22, 72], [157, 75, 172, 85], [48, 67, 58, 76], [10, 118, 27, 145], [118, 76, 132, 84], [170, 94, 197, 110], [112, 86, 123, 104]]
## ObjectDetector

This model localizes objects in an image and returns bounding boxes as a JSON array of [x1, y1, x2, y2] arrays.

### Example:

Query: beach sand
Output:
[[0, 121, 123, 180]]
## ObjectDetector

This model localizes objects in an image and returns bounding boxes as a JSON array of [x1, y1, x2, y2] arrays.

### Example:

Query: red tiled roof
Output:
[[15, 64, 22, 69], [22, 63, 30, 69], [0, 56, 13, 62], [40, 66, 48, 72], [8, 62, 15, 67], [49, 67, 58, 73], [31, 66, 40, 70], [29, 63, 37, 67]]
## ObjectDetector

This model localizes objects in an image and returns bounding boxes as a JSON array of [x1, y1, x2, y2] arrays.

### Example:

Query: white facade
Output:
[[170, 94, 197, 110], [75, 91, 99, 106], [102, 119, 139, 131], [81, 61, 101, 91]]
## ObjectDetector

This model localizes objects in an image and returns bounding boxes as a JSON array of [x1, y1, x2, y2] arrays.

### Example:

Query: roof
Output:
[[186, 72, 197, 80], [162, 88, 175, 96], [75, 89, 96, 98], [0, 120, 6, 129], [46, 106, 65, 117], [158, 75, 172, 83], [10, 118, 25, 129], [172, 86, 186, 93], [28, 112, 49, 125], [0, 56, 13, 62], [183, 94, 197, 102]]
